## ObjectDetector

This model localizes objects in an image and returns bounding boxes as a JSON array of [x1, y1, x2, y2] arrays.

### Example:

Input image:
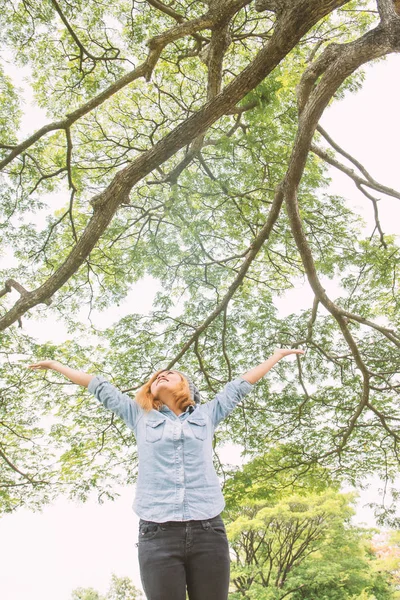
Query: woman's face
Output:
[[150, 370, 183, 398]]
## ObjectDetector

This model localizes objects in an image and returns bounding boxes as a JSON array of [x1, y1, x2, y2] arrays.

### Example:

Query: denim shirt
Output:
[[88, 375, 253, 522]]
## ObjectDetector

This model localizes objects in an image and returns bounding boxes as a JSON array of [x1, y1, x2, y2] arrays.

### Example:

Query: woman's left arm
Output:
[[203, 349, 305, 427], [241, 348, 305, 385]]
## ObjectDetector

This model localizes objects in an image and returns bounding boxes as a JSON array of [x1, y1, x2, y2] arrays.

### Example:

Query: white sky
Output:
[[0, 46, 399, 600]]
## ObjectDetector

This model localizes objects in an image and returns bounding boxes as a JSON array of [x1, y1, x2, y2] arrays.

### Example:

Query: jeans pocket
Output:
[[139, 523, 160, 541], [209, 517, 227, 537]]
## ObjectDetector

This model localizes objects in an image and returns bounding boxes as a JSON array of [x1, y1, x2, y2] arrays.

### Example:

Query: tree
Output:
[[106, 574, 143, 600], [223, 453, 399, 599], [72, 588, 102, 600], [1, 1, 400, 514], [371, 532, 400, 595], [71, 574, 143, 600]]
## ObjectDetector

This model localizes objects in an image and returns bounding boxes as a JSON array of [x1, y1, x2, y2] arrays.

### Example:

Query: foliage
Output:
[[223, 452, 400, 599], [0, 0, 400, 519], [71, 573, 143, 600]]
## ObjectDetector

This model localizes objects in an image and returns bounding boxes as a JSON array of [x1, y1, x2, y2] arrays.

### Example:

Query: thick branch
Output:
[[161, 20, 232, 183], [282, 17, 400, 448], [255, 0, 288, 14], [377, 0, 400, 21], [0, 279, 52, 305], [299, 30, 400, 349], [205, 23, 231, 99], [0, 0, 349, 331]]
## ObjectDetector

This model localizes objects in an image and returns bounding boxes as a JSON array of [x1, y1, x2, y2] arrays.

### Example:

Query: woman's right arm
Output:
[[28, 360, 94, 387], [28, 361, 141, 429]]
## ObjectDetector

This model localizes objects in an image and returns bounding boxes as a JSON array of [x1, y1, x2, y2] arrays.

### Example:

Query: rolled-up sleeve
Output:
[[88, 376, 141, 430], [203, 377, 253, 427]]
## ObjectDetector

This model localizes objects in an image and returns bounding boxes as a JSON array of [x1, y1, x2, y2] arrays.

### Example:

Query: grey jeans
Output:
[[137, 513, 231, 600]]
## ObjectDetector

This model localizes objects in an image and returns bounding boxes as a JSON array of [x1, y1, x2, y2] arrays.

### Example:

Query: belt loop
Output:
[[201, 520, 211, 530]]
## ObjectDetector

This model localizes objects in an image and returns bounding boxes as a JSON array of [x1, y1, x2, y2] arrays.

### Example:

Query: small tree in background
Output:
[[71, 589, 101, 600], [223, 451, 399, 599], [71, 574, 143, 600]]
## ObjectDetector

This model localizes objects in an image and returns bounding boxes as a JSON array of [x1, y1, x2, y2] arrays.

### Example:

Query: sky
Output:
[[0, 41, 400, 600]]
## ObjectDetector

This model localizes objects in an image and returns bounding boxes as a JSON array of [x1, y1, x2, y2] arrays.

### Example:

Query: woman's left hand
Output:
[[274, 348, 305, 358], [242, 348, 305, 384]]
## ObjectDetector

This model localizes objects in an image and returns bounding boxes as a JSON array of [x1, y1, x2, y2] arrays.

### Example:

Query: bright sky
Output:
[[0, 46, 399, 600]]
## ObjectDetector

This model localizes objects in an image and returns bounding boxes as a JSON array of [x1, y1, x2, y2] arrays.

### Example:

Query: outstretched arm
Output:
[[241, 348, 305, 385], [29, 360, 140, 429], [203, 348, 305, 427], [28, 360, 94, 387]]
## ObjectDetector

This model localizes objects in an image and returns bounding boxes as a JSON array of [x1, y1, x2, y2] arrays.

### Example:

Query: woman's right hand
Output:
[[28, 360, 60, 371], [27, 361, 93, 387]]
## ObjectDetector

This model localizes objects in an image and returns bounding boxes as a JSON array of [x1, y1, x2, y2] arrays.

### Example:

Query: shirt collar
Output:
[[160, 404, 196, 415]]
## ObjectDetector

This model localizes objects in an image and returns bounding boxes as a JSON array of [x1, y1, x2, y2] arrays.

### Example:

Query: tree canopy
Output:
[[1, 0, 400, 516]]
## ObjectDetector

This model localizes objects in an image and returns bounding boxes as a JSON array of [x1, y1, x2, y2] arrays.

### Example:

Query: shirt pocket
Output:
[[187, 416, 207, 441], [146, 418, 166, 442]]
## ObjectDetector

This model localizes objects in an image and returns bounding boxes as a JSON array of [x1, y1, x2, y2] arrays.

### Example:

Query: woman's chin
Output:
[[153, 383, 171, 398]]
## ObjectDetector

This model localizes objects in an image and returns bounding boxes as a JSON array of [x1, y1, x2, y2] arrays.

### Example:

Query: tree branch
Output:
[[50, 0, 119, 67], [377, 0, 400, 21], [0, 279, 52, 305], [311, 126, 400, 200], [145, 0, 185, 23], [0, 446, 49, 485], [0, 12, 216, 171], [165, 185, 285, 368], [281, 14, 400, 450]]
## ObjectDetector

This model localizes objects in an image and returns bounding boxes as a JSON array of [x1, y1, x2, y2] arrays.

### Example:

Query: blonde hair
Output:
[[135, 370, 195, 413]]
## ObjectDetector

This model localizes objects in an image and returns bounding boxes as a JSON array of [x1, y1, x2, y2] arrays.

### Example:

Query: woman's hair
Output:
[[135, 370, 194, 413]]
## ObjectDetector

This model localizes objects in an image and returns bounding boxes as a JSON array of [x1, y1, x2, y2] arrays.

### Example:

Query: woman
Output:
[[29, 348, 304, 600]]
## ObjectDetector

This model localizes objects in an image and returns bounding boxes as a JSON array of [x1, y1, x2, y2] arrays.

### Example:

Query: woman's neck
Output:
[[158, 391, 183, 416]]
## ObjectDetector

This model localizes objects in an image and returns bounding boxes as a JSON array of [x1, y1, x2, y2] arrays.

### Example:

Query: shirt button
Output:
[[177, 446, 182, 450]]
